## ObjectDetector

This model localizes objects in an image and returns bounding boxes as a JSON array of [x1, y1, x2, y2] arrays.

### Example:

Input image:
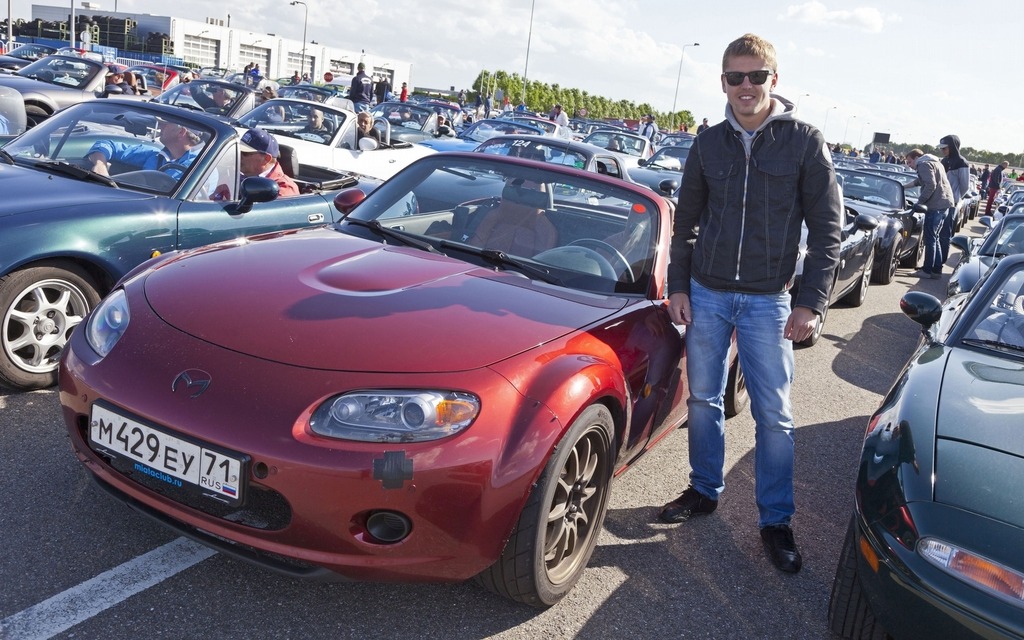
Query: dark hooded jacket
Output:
[[939, 134, 970, 201]]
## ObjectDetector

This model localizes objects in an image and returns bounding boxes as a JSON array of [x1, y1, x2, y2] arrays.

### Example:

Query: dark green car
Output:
[[0, 99, 375, 390]]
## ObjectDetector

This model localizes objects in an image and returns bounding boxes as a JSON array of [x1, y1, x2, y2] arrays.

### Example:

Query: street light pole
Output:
[[522, 0, 535, 106], [290, 0, 308, 78], [670, 42, 699, 131], [843, 115, 857, 147], [796, 93, 809, 111], [822, 106, 837, 141]]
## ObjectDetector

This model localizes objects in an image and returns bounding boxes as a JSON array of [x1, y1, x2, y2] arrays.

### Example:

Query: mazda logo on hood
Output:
[[172, 369, 212, 398]]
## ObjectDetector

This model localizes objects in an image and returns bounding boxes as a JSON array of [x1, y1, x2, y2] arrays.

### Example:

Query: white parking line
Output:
[[0, 537, 215, 640]]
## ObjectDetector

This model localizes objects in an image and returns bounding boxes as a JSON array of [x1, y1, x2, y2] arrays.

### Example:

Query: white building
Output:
[[28, 3, 412, 88]]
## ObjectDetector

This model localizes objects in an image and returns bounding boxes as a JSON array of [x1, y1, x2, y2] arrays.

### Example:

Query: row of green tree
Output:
[[468, 69, 695, 130]]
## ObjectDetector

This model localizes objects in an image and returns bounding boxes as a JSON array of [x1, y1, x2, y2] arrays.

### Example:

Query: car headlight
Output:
[[85, 289, 130, 358], [309, 390, 480, 442], [919, 538, 1024, 606]]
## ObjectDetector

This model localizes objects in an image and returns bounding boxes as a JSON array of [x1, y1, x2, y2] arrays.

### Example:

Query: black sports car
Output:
[[837, 168, 924, 284], [829, 254, 1024, 639]]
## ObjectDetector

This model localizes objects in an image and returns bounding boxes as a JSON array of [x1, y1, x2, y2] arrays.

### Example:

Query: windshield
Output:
[[346, 155, 661, 295], [155, 81, 246, 115], [836, 170, 903, 208], [963, 267, 1024, 353], [476, 137, 589, 171], [238, 99, 345, 145], [584, 131, 645, 157], [463, 120, 542, 143], [4, 102, 214, 196], [979, 217, 1024, 257], [16, 56, 103, 89], [8, 44, 56, 61], [372, 102, 433, 133], [647, 147, 688, 170]]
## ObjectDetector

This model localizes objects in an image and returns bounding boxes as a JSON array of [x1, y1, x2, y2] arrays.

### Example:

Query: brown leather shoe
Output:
[[760, 524, 803, 573], [658, 486, 718, 524]]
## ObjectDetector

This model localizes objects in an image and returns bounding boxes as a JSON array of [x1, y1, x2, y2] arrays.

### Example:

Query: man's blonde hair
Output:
[[722, 33, 778, 71]]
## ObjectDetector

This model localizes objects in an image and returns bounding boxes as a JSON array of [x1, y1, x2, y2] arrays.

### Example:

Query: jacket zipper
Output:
[[736, 130, 761, 281]]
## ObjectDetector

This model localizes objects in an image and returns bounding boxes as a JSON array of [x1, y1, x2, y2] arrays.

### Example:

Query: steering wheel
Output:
[[534, 246, 617, 280], [157, 162, 190, 174], [568, 238, 635, 283]]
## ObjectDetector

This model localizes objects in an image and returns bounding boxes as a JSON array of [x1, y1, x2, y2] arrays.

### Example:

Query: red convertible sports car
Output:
[[60, 153, 747, 606]]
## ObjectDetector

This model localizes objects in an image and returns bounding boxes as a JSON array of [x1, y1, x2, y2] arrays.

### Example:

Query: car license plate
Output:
[[89, 403, 245, 505]]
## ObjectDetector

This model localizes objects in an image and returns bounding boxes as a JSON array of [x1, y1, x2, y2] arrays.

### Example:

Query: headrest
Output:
[[502, 180, 552, 210]]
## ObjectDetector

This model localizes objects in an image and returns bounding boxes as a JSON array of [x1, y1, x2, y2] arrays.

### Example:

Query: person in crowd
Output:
[[356, 111, 382, 146], [239, 127, 298, 197], [939, 135, 970, 263], [696, 117, 710, 133], [290, 71, 301, 85], [660, 33, 842, 576], [551, 103, 569, 128], [104, 67, 136, 95], [86, 119, 204, 181], [301, 108, 331, 137], [349, 62, 373, 112], [986, 161, 1009, 214], [435, 114, 455, 137], [886, 148, 897, 163], [980, 164, 991, 197], [905, 148, 954, 279], [869, 146, 881, 163], [457, 89, 466, 108], [399, 81, 409, 102], [639, 114, 657, 143], [374, 76, 391, 105], [191, 83, 234, 113]]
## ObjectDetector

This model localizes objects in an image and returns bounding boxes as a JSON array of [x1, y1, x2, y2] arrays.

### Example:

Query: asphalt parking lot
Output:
[[0, 226, 969, 639]]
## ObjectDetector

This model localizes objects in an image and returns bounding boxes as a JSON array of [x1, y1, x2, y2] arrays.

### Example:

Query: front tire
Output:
[[828, 518, 887, 640], [874, 239, 900, 285], [476, 404, 614, 607], [724, 358, 748, 417], [842, 248, 873, 308], [798, 302, 827, 348], [0, 263, 100, 390]]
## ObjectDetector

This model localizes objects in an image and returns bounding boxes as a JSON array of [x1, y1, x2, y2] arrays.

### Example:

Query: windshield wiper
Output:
[[962, 338, 1024, 354], [35, 160, 119, 188], [438, 240, 562, 285], [345, 218, 439, 253]]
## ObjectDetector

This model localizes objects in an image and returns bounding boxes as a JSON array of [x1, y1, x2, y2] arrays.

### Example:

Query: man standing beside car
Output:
[[349, 62, 373, 113], [938, 135, 970, 263], [905, 148, 954, 279], [986, 160, 1009, 215], [659, 33, 841, 575]]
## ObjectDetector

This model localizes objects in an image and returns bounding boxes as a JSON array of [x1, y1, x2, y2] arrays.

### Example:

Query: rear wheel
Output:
[[828, 518, 888, 640], [0, 263, 100, 390], [724, 358, 748, 417], [25, 105, 50, 129], [842, 248, 873, 308], [476, 404, 614, 607], [798, 302, 827, 348], [874, 239, 900, 285]]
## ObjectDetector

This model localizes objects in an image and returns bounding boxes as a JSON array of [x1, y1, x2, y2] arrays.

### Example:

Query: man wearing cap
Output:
[[349, 62, 373, 113], [240, 127, 299, 197], [104, 67, 136, 95], [86, 119, 202, 179]]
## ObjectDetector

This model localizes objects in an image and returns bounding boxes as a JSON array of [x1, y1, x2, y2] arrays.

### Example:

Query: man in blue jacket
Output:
[[349, 62, 373, 113], [658, 33, 842, 574]]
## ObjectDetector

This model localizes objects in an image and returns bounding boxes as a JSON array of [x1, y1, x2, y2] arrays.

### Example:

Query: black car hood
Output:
[[0, 163, 157, 219], [934, 348, 1024, 528]]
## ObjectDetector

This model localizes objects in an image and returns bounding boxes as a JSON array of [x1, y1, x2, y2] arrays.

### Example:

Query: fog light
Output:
[[365, 511, 412, 544]]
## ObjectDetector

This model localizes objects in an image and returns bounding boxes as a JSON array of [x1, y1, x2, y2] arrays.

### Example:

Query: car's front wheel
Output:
[[874, 238, 901, 285], [476, 404, 614, 607], [828, 518, 888, 640], [843, 248, 874, 308], [0, 263, 100, 390]]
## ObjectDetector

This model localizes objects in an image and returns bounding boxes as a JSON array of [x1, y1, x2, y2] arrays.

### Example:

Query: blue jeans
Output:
[[922, 208, 946, 274], [685, 279, 796, 527], [354, 102, 371, 113], [939, 206, 956, 264]]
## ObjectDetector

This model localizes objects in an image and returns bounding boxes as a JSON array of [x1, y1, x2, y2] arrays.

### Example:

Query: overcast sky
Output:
[[13, 0, 1022, 156]]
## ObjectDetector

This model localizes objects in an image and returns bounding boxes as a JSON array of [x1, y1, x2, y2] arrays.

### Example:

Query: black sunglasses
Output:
[[722, 70, 774, 86]]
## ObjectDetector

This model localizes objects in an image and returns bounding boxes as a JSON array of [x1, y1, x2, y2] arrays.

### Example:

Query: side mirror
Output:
[[230, 176, 279, 214], [333, 188, 366, 216], [358, 137, 379, 151], [950, 235, 971, 253], [899, 291, 943, 329], [658, 178, 679, 195], [854, 213, 879, 231], [637, 158, 648, 167], [912, 203, 927, 213]]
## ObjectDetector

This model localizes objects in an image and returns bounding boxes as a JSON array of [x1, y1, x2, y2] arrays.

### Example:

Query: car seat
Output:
[[278, 144, 299, 179], [468, 180, 558, 257]]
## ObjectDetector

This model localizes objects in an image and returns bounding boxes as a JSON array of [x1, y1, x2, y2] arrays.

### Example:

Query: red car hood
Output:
[[144, 228, 623, 372]]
